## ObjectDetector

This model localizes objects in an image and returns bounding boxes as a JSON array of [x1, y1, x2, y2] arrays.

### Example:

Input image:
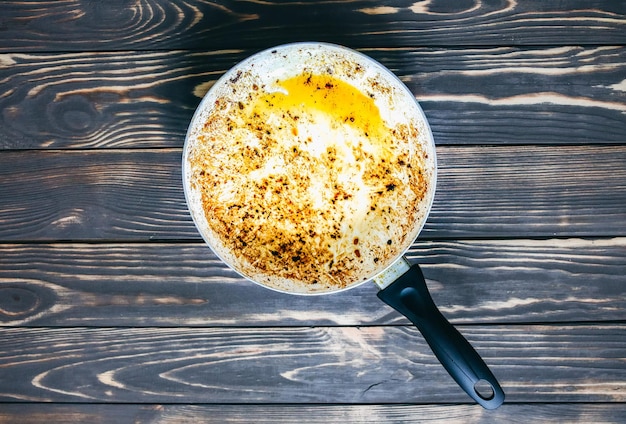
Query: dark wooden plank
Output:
[[0, 149, 194, 240], [1, 239, 624, 327], [0, 0, 625, 52], [428, 145, 626, 239], [0, 146, 624, 241], [394, 46, 626, 146], [0, 325, 624, 403], [1, 403, 625, 424], [0, 47, 412, 149], [1, 47, 625, 150], [0, 49, 240, 150]]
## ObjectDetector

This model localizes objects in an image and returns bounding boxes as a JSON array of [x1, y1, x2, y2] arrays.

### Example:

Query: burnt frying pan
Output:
[[183, 42, 504, 409]]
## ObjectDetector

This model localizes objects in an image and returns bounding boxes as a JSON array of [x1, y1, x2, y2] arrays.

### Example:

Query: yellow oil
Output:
[[256, 73, 385, 138]]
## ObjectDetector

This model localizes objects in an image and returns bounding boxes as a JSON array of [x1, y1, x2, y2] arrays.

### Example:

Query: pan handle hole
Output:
[[474, 379, 495, 400]]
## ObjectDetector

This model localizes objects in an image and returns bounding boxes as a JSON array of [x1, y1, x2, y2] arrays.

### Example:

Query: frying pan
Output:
[[182, 42, 504, 409]]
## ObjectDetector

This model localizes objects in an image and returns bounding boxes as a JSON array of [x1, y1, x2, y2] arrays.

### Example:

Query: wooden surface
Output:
[[1, 1, 625, 423]]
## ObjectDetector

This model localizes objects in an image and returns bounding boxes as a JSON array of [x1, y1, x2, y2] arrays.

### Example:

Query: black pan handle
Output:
[[377, 263, 505, 409]]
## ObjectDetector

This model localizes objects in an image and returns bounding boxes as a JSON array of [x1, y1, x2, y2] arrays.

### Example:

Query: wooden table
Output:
[[1, 1, 625, 422]]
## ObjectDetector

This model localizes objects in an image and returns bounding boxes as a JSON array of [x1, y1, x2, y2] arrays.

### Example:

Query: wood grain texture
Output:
[[1, 46, 625, 150], [0, 0, 625, 52], [1, 403, 626, 424], [0, 238, 624, 327], [0, 0, 624, 420], [0, 325, 624, 403], [0, 49, 239, 150], [0, 149, 194, 240], [0, 146, 624, 241]]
